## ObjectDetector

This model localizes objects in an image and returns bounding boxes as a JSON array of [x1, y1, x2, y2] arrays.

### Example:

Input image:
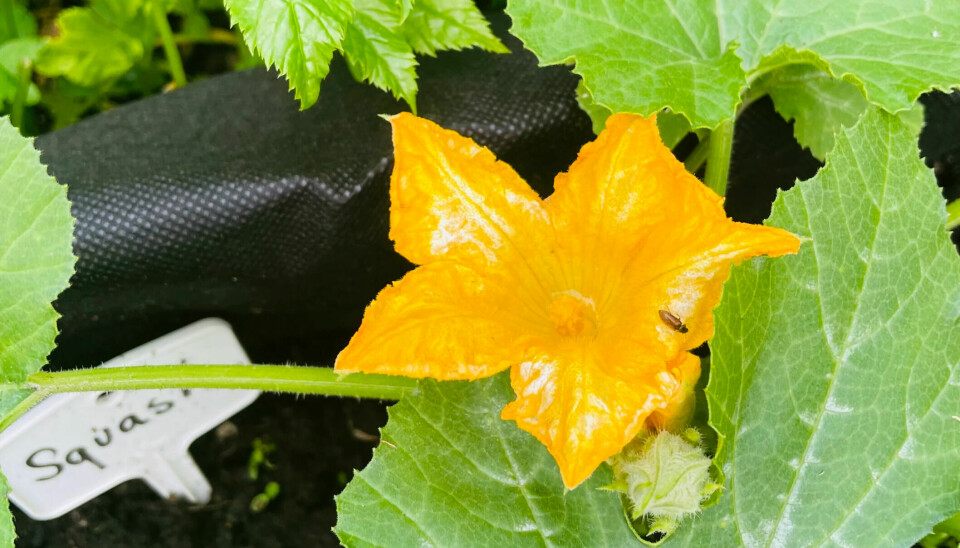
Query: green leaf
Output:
[[0, 37, 44, 75], [0, 473, 13, 547], [751, 49, 869, 160], [506, 1, 745, 129], [0, 2, 36, 42], [655, 111, 692, 151], [223, 0, 355, 109], [0, 38, 44, 106], [575, 80, 612, 135], [335, 374, 640, 547], [663, 108, 960, 546], [35, 1, 154, 88], [343, 0, 419, 110], [399, 0, 507, 56], [507, 0, 960, 129], [398, 0, 413, 21], [898, 100, 926, 137], [39, 78, 99, 130], [224, 0, 504, 108], [576, 81, 691, 149], [0, 116, 75, 547], [0, 116, 75, 383]]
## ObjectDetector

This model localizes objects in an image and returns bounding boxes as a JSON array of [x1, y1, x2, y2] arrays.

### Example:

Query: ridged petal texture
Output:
[[336, 112, 800, 488]]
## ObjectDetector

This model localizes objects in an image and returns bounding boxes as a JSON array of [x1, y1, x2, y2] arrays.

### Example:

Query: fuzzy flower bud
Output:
[[607, 429, 717, 538]]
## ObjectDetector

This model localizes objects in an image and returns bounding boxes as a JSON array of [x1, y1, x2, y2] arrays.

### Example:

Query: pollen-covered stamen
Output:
[[548, 292, 598, 337]]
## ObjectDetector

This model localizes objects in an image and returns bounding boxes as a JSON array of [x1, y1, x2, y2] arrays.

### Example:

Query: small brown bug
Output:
[[659, 310, 688, 333]]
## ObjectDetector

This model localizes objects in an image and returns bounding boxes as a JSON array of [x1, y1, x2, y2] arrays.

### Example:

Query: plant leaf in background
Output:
[[35, 0, 156, 88], [0, 1, 40, 117], [662, 108, 960, 546], [0, 116, 76, 546], [343, 0, 419, 110], [0, 38, 43, 108], [399, 0, 507, 56], [224, 0, 505, 110], [506, 0, 960, 135], [222, 0, 355, 110], [335, 374, 640, 547], [0, 475, 11, 548], [0, 1, 36, 43]]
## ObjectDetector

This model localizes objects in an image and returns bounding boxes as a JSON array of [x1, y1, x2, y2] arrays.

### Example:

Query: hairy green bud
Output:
[[608, 429, 716, 538]]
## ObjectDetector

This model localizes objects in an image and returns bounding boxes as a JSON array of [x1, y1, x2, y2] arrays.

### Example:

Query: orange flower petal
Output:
[[335, 262, 543, 380], [545, 111, 799, 355], [502, 340, 686, 489], [545, 113, 692, 280], [608, 221, 800, 359], [388, 113, 551, 273]]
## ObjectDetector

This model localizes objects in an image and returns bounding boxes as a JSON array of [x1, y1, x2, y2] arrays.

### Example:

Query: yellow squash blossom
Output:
[[335, 113, 800, 488]]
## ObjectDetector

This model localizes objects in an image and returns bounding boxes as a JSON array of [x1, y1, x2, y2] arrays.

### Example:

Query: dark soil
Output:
[[13, 394, 389, 547]]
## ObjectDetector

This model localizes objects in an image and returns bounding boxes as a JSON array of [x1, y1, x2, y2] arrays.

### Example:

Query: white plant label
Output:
[[0, 318, 259, 520]]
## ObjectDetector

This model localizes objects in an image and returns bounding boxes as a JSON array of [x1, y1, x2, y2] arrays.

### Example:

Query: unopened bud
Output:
[[607, 429, 714, 538]]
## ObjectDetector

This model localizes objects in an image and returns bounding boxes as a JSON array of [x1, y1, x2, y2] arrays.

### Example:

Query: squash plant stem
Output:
[[152, 3, 187, 89], [683, 134, 710, 174], [703, 118, 734, 196], [0, 365, 417, 433]]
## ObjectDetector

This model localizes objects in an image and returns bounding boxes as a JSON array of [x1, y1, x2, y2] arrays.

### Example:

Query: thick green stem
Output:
[[152, 4, 187, 88], [10, 60, 30, 129], [0, 365, 415, 434], [683, 134, 710, 174], [704, 118, 734, 196], [28, 364, 417, 399]]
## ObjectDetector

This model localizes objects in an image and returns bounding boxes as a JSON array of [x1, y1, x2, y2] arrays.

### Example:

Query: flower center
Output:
[[548, 293, 598, 337]]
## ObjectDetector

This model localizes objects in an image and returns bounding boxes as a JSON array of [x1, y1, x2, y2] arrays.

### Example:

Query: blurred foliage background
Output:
[[0, 0, 260, 135]]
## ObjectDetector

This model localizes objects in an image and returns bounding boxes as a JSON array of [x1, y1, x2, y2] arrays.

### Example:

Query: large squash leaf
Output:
[[664, 109, 960, 547], [0, 117, 75, 545], [507, 0, 960, 130], [335, 374, 640, 547]]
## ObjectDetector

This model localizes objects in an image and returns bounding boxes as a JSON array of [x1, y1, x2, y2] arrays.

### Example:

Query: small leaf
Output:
[[223, 0, 354, 109], [35, 1, 154, 87], [655, 110, 692, 151], [575, 80, 613, 135], [335, 374, 640, 547], [399, 0, 507, 56], [343, 0, 419, 110], [663, 108, 960, 546]]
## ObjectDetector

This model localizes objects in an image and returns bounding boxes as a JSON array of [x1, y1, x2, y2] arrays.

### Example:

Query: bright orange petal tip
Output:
[[337, 110, 800, 489]]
